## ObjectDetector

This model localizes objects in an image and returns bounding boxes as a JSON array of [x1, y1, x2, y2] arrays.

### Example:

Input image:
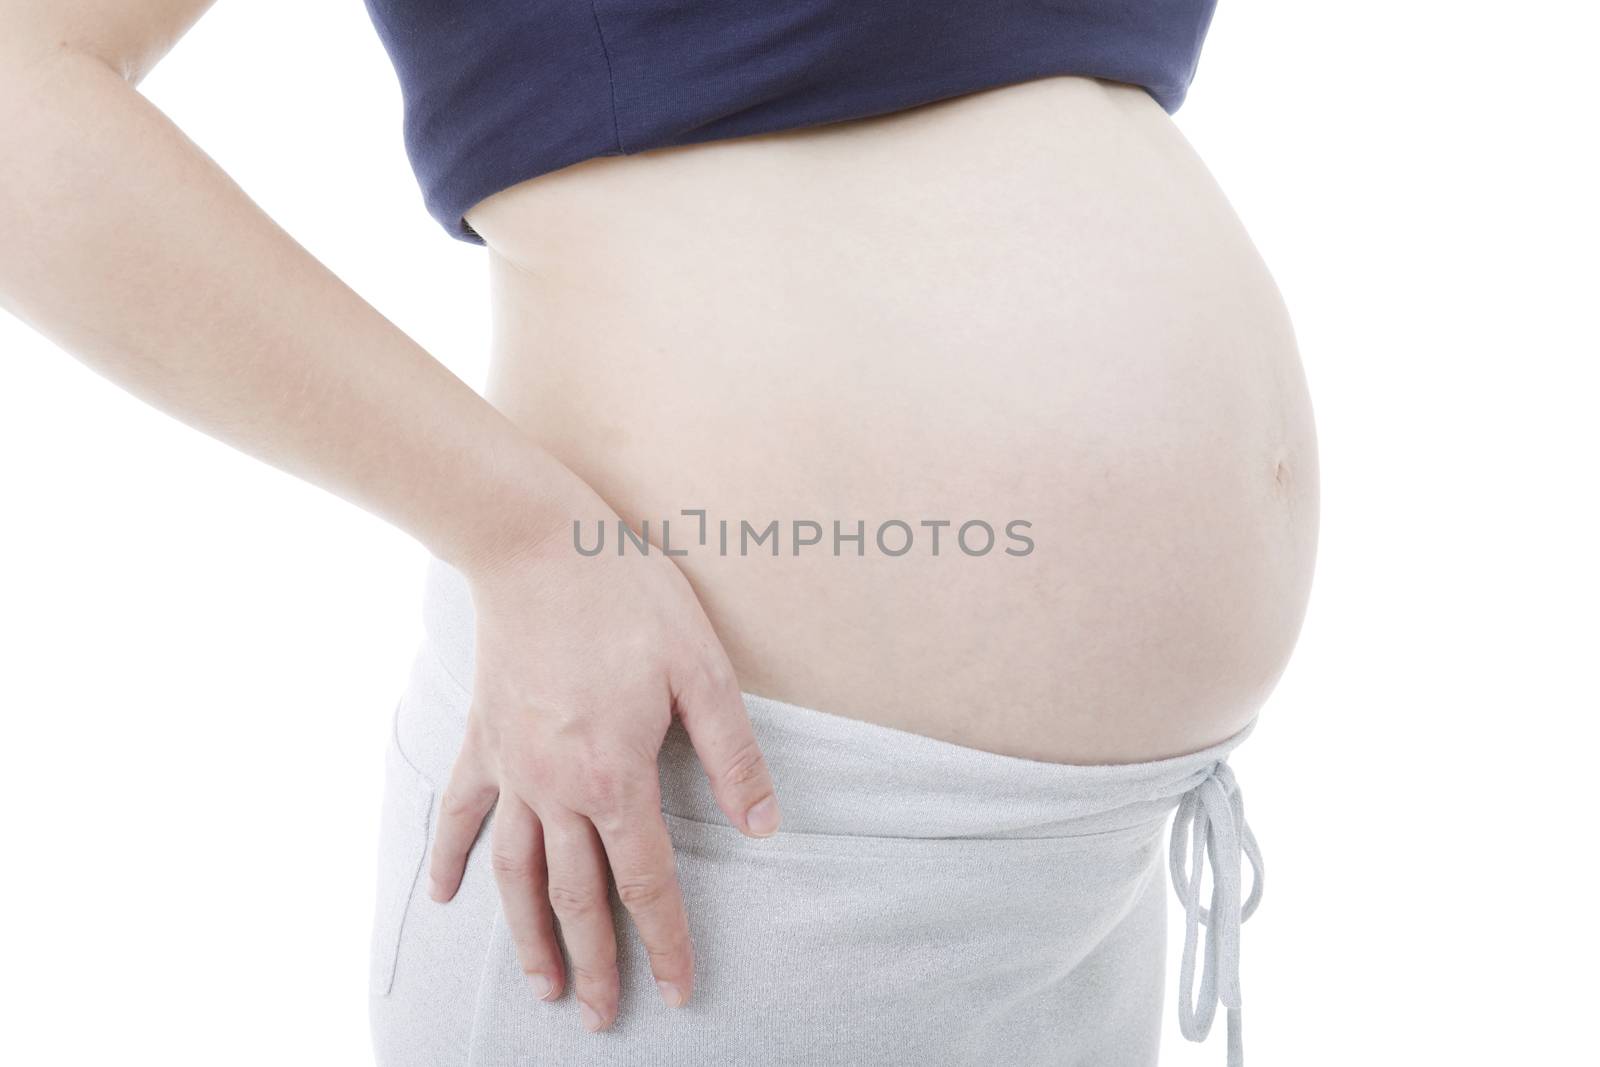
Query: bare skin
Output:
[[0, 1, 1318, 1041], [470, 75, 1320, 764]]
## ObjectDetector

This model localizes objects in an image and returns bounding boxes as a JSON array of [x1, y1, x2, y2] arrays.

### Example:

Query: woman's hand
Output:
[[424, 499, 783, 1033]]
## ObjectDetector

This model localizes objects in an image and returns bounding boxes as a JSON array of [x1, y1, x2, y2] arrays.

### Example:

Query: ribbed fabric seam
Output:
[[389, 696, 433, 786], [586, 0, 628, 154]]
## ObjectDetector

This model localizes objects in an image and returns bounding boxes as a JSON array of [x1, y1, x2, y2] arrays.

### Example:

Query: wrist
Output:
[[431, 438, 604, 583]]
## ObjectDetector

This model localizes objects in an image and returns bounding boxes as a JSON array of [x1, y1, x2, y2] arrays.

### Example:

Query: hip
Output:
[[369, 577, 1260, 1064]]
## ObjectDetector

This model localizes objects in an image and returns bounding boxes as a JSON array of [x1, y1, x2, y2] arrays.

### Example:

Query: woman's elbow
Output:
[[0, 2, 217, 89]]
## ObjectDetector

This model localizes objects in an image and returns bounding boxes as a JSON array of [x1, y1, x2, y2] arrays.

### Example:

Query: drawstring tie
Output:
[[1169, 762, 1264, 1067]]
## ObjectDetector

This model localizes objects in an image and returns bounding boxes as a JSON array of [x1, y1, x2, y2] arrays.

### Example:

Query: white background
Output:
[[2, 2, 1596, 1063]]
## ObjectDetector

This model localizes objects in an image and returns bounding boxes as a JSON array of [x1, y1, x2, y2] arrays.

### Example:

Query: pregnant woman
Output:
[[0, 2, 1318, 1065]]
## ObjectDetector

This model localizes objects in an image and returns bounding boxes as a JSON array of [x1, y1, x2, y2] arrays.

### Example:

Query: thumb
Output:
[[674, 659, 782, 837]]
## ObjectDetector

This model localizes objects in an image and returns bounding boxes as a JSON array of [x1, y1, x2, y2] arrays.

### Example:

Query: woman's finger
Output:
[[592, 785, 695, 1008], [542, 809, 621, 1032], [488, 793, 565, 1001], [676, 658, 782, 837], [428, 736, 498, 901]]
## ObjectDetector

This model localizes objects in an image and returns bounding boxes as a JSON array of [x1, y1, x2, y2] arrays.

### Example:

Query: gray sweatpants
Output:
[[368, 559, 1261, 1066]]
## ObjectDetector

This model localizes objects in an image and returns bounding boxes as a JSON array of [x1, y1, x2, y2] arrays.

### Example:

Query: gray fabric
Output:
[[369, 557, 1262, 1065]]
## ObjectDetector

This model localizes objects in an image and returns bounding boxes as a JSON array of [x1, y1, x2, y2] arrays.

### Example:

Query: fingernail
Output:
[[427, 876, 447, 901], [528, 973, 554, 1000], [579, 1001, 605, 1032], [745, 796, 781, 836], [657, 980, 687, 1008]]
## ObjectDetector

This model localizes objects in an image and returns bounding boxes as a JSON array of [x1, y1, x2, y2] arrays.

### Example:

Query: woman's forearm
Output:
[[0, 44, 582, 573]]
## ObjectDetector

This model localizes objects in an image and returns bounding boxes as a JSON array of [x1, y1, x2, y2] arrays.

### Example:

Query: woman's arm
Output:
[[0, 1, 782, 1031], [0, 4, 566, 568]]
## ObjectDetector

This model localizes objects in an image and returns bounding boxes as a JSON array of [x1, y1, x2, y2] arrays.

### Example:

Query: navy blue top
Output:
[[362, 0, 1219, 243]]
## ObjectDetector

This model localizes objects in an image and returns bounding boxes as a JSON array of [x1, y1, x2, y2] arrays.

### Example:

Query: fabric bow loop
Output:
[[1168, 761, 1264, 1067]]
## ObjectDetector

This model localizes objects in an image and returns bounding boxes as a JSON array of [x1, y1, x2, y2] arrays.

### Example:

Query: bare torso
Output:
[[466, 75, 1318, 763]]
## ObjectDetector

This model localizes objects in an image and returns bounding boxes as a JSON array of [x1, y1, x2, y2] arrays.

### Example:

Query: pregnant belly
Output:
[[466, 76, 1319, 763]]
